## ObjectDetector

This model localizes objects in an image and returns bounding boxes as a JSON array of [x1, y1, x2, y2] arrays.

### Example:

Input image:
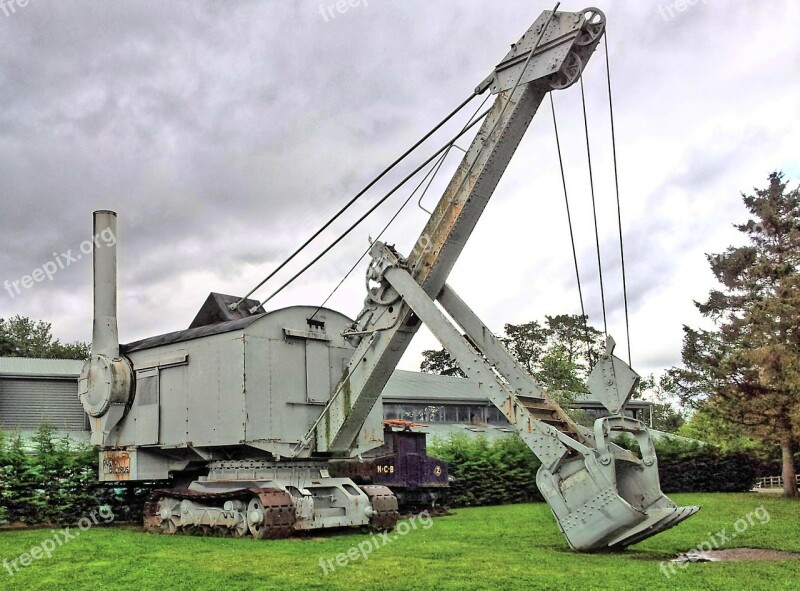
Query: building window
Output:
[[487, 406, 509, 425], [383, 402, 512, 425]]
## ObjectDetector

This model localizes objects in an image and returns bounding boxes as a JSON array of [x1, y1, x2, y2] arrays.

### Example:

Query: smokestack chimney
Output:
[[81, 210, 133, 446], [92, 210, 119, 358]]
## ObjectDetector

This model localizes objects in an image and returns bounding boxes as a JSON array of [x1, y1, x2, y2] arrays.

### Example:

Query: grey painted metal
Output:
[[80, 214, 385, 477], [157, 498, 248, 536], [0, 356, 649, 419], [438, 283, 545, 400], [91, 211, 120, 359], [384, 256, 698, 549], [381, 259, 569, 470], [437, 283, 590, 441], [586, 336, 638, 415], [303, 7, 698, 550], [480, 8, 603, 95], [154, 461, 376, 533], [88, 302, 385, 481], [309, 8, 601, 456], [79, 211, 134, 446], [199, 461, 375, 530], [74, 6, 699, 547], [188, 292, 265, 329], [124, 314, 263, 353]]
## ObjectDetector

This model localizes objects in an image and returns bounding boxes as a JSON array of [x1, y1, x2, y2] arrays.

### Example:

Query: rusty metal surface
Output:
[[248, 488, 297, 539], [100, 450, 135, 482], [361, 485, 399, 531], [383, 419, 428, 430], [143, 486, 297, 538]]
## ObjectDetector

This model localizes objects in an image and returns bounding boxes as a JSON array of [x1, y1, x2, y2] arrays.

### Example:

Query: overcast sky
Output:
[[1, 0, 798, 380]]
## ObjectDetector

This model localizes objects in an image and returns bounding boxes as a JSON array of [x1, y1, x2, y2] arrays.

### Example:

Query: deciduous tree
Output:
[[0, 316, 89, 360]]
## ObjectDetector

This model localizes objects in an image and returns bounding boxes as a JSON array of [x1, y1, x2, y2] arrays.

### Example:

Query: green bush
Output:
[[430, 432, 758, 508], [429, 434, 543, 506], [615, 433, 756, 493], [0, 426, 154, 526]]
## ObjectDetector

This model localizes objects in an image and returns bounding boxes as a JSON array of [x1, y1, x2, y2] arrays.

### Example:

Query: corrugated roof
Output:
[[384, 370, 650, 407], [0, 357, 84, 378], [123, 314, 263, 353], [384, 370, 495, 401]]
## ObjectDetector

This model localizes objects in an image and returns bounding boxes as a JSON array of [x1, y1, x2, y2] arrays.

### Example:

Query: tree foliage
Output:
[[0, 315, 89, 360], [420, 347, 466, 378], [634, 373, 686, 433], [420, 314, 603, 400], [668, 172, 800, 496], [678, 406, 765, 456]]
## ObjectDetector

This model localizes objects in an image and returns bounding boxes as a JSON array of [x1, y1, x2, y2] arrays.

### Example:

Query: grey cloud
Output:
[[0, 1, 797, 384]]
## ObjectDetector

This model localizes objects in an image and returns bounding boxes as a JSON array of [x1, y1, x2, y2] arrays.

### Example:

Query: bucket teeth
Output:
[[538, 448, 700, 551], [608, 505, 701, 549]]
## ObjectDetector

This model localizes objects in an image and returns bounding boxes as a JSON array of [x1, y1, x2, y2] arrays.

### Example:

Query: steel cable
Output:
[[231, 91, 480, 311]]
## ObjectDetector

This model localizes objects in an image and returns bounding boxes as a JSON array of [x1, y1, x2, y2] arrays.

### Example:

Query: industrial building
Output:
[[0, 356, 651, 442]]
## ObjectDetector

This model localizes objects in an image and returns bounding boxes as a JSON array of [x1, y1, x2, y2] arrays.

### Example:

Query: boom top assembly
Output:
[[79, 6, 697, 550]]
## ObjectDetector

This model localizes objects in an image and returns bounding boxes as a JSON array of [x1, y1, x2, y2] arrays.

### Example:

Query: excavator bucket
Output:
[[537, 423, 699, 550], [537, 338, 699, 551]]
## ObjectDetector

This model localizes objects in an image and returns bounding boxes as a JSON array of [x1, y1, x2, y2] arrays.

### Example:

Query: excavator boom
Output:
[[303, 6, 699, 551]]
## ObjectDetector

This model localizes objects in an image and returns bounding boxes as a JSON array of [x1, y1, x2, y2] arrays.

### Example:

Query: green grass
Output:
[[0, 493, 798, 590]]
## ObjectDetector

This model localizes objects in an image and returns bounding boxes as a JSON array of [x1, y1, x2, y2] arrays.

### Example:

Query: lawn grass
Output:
[[0, 493, 798, 590]]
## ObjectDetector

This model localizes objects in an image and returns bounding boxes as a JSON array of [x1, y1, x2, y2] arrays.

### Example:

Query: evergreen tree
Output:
[[670, 173, 800, 496]]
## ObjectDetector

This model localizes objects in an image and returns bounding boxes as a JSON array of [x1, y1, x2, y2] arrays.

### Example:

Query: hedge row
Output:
[[0, 426, 154, 526], [429, 433, 760, 508], [428, 434, 544, 506], [0, 426, 785, 524]]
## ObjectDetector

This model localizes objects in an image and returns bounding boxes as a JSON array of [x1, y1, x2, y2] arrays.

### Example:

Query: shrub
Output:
[[0, 426, 154, 526], [430, 432, 759, 507], [429, 434, 543, 506]]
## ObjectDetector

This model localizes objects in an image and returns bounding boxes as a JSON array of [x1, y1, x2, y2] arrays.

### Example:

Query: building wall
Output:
[[0, 375, 88, 440]]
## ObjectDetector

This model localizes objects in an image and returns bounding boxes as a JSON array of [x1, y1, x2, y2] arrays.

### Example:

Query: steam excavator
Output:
[[79, 6, 698, 550]]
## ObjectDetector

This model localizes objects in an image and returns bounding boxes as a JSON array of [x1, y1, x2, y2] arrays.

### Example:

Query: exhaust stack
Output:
[[92, 210, 120, 358], [79, 210, 133, 446]]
